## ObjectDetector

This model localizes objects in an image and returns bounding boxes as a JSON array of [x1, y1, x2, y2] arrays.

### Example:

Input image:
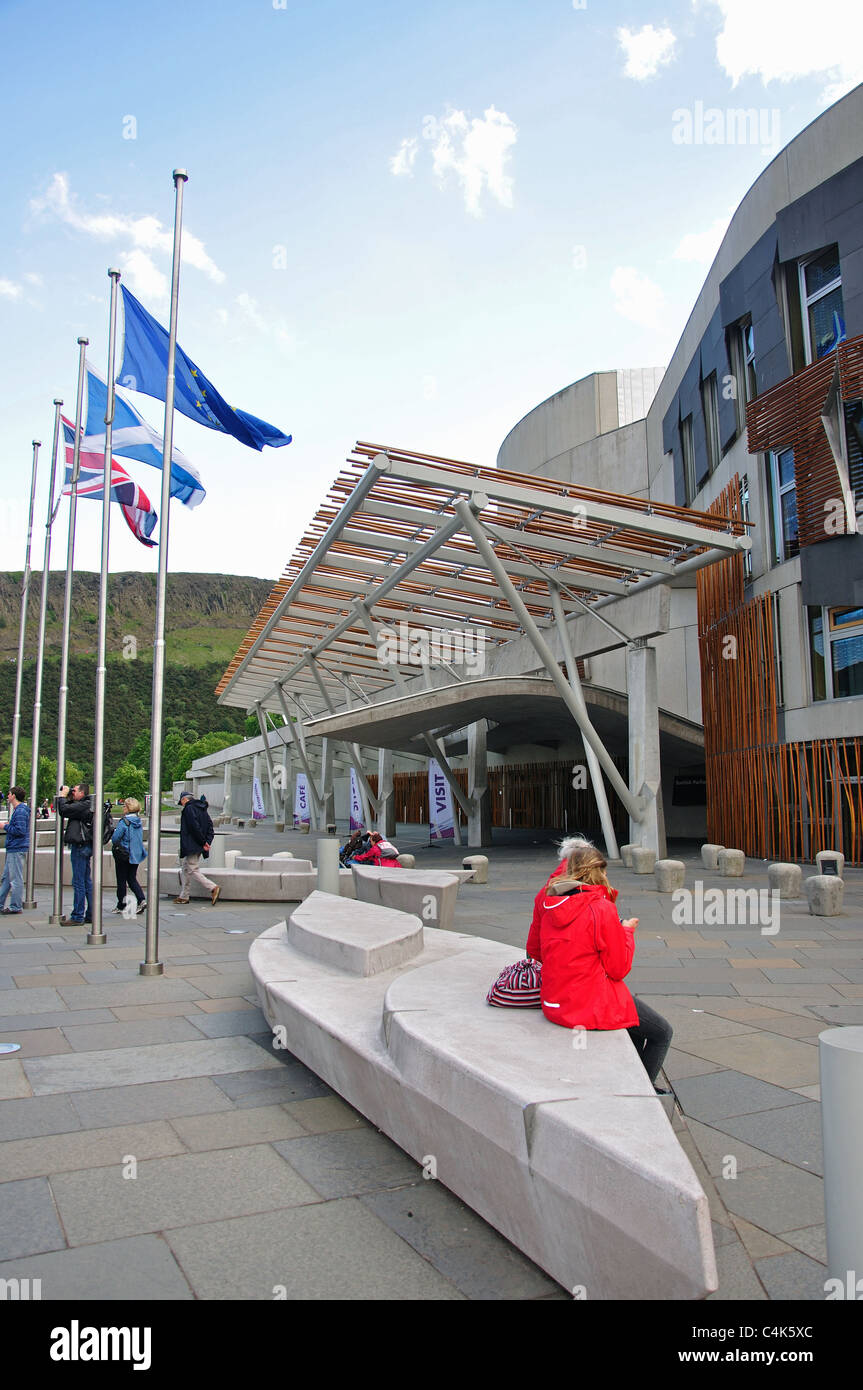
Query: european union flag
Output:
[[117, 287, 292, 452]]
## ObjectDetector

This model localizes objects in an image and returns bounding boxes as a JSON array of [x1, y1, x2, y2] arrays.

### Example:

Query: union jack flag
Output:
[[62, 418, 157, 548]]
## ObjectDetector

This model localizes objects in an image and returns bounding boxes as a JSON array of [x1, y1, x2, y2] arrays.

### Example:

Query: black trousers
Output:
[[114, 854, 145, 908], [627, 996, 673, 1084]]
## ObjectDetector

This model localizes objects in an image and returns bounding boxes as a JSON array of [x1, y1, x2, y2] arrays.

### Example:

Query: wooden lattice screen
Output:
[[697, 475, 862, 862]]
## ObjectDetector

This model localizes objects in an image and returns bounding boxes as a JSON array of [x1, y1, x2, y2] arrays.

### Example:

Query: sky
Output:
[[1, 0, 861, 583]]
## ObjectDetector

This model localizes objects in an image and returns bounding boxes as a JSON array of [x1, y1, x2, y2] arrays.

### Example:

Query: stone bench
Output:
[[352, 865, 463, 931], [1, 847, 176, 888], [233, 855, 312, 874], [249, 893, 716, 1299], [159, 865, 356, 903]]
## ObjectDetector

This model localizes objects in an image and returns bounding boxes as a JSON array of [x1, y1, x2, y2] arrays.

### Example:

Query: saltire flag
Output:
[[84, 365, 205, 508], [117, 286, 292, 452], [62, 418, 157, 548]]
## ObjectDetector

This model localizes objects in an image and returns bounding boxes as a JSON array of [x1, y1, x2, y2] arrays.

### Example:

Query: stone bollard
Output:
[[806, 875, 844, 917], [274, 852, 294, 859], [701, 843, 725, 871], [654, 859, 685, 892], [298, 823, 310, 834], [275, 822, 285, 833], [397, 854, 416, 869], [816, 850, 845, 879], [717, 849, 745, 877], [620, 844, 635, 869], [236, 819, 246, 829], [224, 850, 241, 869], [248, 820, 258, 831], [462, 854, 489, 884], [768, 863, 803, 898], [630, 846, 656, 874]]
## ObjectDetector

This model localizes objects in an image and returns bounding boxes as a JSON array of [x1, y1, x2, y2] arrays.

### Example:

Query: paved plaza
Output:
[[0, 826, 859, 1301]]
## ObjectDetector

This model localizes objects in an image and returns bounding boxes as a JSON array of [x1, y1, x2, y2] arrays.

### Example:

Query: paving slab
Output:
[[0, 1176, 66, 1259], [0, 1059, 32, 1099], [0, 1093, 84, 1140], [211, 1062, 331, 1105], [0, 987, 64, 1015], [713, 1102, 823, 1175], [662, 1049, 724, 1080], [168, 1104, 305, 1151], [0, 1028, 73, 1058], [163, 1199, 464, 1300], [69, 1077, 235, 1129], [729, 1215, 794, 1260], [779, 1226, 827, 1264], [272, 1128, 424, 1200], [0, 1120, 187, 1181], [0, 1234, 194, 1300], [50, 1144, 322, 1245], [754, 1250, 829, 1300], [673, 1070, 812, 1124], [184, 1007, 268, 1038], [59, 1017, 206, 1052], [706, 1241, 769, 1300], [361, 1177, 562, 1300], [284, 1096, 369, 1134], [24, 1036, 282, 1095], [55, 979, 207, 1009], [683, 1118, 781, 1177], [671, 1032, 821, 1088], [0, 1009, 115, 1032], [720, 1164, 825, 1236], [110, 1002, 212, 1021]]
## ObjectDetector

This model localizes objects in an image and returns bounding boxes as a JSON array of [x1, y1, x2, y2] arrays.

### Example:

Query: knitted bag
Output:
[[486, 957, 542, 1008]]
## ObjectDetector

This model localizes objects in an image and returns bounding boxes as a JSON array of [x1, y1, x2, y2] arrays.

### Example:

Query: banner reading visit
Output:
[[428, 758, 455, 842], [349, 768, 363, 832]]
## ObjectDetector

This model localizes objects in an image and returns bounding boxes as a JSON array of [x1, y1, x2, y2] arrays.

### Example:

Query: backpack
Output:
[[486, 957, 542, 1008], [102, 808, 115, 845]]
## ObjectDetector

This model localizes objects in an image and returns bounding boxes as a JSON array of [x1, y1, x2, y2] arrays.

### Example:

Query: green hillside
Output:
[[0, 571, 273, 783]]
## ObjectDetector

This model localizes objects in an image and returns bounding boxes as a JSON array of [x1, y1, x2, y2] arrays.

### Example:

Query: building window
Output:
[[681, 414, 695, 504], [740, 474, 753, 581], [767, 448, 799, 563], [809, 606, 863, 701], [701, 372, 721, 475], [799, 246, 845, 364], [730, 319, 757, 435]]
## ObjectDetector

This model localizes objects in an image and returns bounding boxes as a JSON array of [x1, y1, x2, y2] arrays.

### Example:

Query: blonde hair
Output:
[[548, 841, 611, 894], [124, 797, 141, 814]]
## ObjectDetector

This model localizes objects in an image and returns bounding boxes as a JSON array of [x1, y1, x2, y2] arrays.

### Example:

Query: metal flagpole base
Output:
[[139, 961, 164, 977], [49, 914, 62, 925], [86, 932, 107, 946], [22, 899, 37, 909]]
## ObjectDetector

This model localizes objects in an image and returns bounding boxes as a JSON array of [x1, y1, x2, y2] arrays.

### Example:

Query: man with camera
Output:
[[57, 783, 94, 925]]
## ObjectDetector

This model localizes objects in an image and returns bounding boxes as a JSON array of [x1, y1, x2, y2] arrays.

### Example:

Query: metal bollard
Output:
[[820, 1027, 863, 1286], [316, 837, 340, 895]]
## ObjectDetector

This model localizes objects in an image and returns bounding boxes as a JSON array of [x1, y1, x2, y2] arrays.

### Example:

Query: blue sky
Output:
[[1, 0, 859, 581]]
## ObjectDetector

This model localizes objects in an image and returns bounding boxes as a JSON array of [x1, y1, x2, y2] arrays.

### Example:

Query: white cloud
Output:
[[227, 292, 296, 354], [23, 272, 43, 286], [392, 106, 517, 216], [672, 214, 731, 266], [0, 278, 23, 299], [611, 266, 666, 327], [617, 24, 677, 80], [390, 138, 418, 177], [119, 248, 169, 301], [703, 0, 863, 104], [30, 173, 226, 283]]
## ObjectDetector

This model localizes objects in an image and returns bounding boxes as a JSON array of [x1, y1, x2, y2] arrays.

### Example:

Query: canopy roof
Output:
[[217, 442, 750, 715]]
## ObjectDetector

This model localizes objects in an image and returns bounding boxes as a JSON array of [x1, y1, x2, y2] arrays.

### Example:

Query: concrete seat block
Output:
[[620, 844, 635, 868], [717, 849, 745, 877], [768, 863, 803, 897], [654, 859, 685, 892], [352, 865, 461, 930], [397, 854, 416, 868], [805, 875, 844, 916], [249, 908, 717, 1299], [629, 846, 656, 874], [701, 843, 724, 870], [273, 852, 294, 859], [289, 891, 423, 976], [816, 850, 845, 879], [462, 854, 488, 883], [224, 850, 241, 869]]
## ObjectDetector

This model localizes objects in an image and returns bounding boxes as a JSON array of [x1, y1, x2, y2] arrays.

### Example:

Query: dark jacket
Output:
[[179, 797, 214, 857], [57, 795, 93, 847], [4, 802, 30, 853]]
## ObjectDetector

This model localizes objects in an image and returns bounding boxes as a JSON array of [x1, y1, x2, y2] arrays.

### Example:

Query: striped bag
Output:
[[486, 957, 542, 1008]]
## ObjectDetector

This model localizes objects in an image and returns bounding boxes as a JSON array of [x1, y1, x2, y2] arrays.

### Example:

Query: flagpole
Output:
[[88, 269, 121, 946], [50, 337, 88, 926], [9, 440, 41, 788], [23, 399, 63, 909], [142, 169, 187, 977]]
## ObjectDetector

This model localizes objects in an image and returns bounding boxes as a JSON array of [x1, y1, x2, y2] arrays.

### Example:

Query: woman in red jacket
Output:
[[526, 838, 672, 1089]]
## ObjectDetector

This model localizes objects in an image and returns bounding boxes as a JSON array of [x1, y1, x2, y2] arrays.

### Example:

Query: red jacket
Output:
[[525, 878, 638, 1030], [353, 842, 401, 869]]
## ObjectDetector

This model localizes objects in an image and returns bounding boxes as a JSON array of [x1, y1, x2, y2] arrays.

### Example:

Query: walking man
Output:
[[0, 786, 31, 914], [176, 791, 220, 906], [57, 783, 94, 925]]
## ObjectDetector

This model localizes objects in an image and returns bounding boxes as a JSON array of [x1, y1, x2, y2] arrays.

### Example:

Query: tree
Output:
[[110, 762, 150, 803], [173, 731, 239, 783]]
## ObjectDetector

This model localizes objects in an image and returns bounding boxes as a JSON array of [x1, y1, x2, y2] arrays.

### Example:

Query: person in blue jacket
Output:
[[111, 797, 148, 915], [0, 786, 31, 914]]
